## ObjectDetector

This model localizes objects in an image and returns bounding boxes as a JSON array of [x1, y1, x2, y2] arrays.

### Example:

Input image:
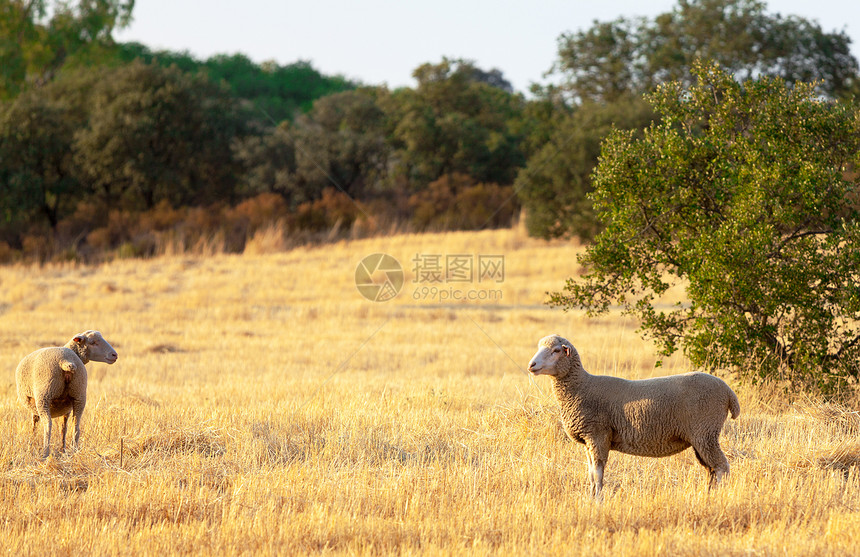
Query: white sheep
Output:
[[527, 334, 739, 497], [16, 330, 118, 458]]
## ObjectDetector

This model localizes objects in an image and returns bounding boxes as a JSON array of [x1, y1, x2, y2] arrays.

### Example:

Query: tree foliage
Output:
[[386, 58, 527, 190], [116, 44, 356, 123], [515, 96, 654, 240], [0, 58, 246, 240], [73, 61, 245, 210], [550, 61, 860, 393], [233, 125, 299, 201], [0, 0, 134, 98], [518, 0, 860, 243], [0, 89, 79, 228], [0, 52, 528, 255], [234, 87, 391, 206], [555, 0, 858, 103], [290, 88, 391, 199]]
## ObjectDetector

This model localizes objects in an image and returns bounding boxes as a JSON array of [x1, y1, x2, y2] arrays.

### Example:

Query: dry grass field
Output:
[[0, 225, 858, 555]]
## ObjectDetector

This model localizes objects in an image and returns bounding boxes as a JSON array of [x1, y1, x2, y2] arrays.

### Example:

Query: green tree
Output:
[[0, 89, 79, 229], [73, 61, 244, 210], [235, 87, 391, 208], [555, 0, 858, 102], [233, 124, 299, 202], [386, 58, 527, 190], [115, 42, 198, 72], [117, 44, 356, 123], [520, 0, 860, 243], [291, 87, 391, 199], [550, 61, 860, 393], [515, 96, 654, 240], [0, 0, 134, 98]]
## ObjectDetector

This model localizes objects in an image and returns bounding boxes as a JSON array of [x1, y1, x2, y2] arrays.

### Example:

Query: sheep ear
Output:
[[73, 335, 85, 344], [563, 345, 571, 357]]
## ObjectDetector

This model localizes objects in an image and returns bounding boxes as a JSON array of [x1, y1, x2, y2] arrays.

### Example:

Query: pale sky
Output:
[[115, 1, 860, 94]]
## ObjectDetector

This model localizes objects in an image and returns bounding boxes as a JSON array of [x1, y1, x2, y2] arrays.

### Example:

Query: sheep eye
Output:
[[552, 348, 560, 353]]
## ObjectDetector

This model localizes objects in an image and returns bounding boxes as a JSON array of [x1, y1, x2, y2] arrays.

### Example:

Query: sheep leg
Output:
[[583, 451, 596, 495], [692, 435, 730, 490], [708, 458, 729, 489], [71, 399, 86, 451], [36, 400, 52, 459], [584, 437, 609, 498], [61, 414, 70, 453], [693, 449, 716, 487], [30, 414, 41, 454], [591, 459, 606, 498]]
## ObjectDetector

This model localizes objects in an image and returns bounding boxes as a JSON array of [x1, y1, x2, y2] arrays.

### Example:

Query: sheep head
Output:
[[68, 330, 118, 365], [528, 334, 578, 377]]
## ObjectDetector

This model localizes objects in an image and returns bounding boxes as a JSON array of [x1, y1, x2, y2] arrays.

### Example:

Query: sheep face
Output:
[[71, 330, 118, 365], [528, 334, 574, 376]]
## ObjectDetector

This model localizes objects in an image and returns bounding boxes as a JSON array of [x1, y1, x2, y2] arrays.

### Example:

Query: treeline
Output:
[[1, 0, 858, 262], [115, 43, 356, 124], [0, 55, 526, 261]]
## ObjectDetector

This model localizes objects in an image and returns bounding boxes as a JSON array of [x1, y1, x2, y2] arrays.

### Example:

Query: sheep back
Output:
[[16, 347, 87, 419]]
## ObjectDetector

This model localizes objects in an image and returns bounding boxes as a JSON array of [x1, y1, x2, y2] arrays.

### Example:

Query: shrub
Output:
[[550, 61, 860, 394], [290, 188, 362, 233], [409, 173, 518, 231]]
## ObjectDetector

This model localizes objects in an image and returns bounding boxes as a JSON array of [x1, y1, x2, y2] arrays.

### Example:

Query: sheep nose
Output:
[[527, 361, 535, 370]]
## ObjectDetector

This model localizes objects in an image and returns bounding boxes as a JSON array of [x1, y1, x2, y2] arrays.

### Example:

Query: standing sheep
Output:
[[16, 330, 118, 458], [527, 334, 739, 497]]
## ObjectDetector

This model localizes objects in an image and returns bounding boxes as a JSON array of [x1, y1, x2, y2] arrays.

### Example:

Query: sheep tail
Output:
[[727, 389, 741, 419], [60, 360, 78, 383]]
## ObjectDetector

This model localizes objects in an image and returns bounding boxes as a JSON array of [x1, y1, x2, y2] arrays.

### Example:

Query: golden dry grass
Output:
[[0, 225, 857, 555]]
